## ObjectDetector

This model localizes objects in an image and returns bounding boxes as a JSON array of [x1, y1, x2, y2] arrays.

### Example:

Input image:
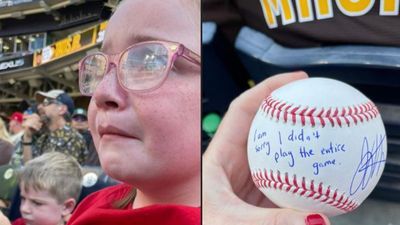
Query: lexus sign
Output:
[[0, 54, 33, 72]]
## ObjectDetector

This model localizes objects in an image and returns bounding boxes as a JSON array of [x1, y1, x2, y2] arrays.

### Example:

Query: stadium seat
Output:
[[78, 166, 120, 204]]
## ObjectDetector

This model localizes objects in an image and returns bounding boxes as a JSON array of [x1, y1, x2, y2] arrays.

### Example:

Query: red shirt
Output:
[[67, 184, 200, 225], [11, 218, 24, 225]]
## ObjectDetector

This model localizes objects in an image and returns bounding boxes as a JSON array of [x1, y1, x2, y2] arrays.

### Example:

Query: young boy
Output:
[[12, 152, 82, 225]]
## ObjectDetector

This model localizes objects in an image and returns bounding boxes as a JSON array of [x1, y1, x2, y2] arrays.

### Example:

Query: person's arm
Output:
[[22, 136, 33, 163], [203, 72, 331, 225], [0, 211, 11, 225], [21, 114, 42, 163]]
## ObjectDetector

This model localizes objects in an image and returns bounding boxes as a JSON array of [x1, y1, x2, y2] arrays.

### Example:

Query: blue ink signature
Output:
[[349, 134, 386, 196]]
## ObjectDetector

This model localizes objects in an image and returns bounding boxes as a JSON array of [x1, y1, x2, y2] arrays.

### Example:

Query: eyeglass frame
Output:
[[72, 115, 88, 122], [78, 40, 201, 96], [42, 98, 62, 107]]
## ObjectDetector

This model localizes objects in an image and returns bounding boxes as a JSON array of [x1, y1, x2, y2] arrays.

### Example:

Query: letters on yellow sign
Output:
[[260, 0, 399, 28], [71, 34, 82, 52], [53, 35, 82, 59], [54, 38, 72, 59]]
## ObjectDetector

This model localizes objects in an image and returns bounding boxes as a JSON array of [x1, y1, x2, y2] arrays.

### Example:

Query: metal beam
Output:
[[0, 97, 24, 103], [0, 86, 28, 99], [42, 74, 78, 90], [35, 67, 78, 90]]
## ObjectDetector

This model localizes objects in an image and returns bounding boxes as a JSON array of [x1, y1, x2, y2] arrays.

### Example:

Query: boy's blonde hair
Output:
[[20, 152, 83, 203]]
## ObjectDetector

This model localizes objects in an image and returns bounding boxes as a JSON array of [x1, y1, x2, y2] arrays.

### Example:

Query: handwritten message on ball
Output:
[[250, 127, 385, 195]]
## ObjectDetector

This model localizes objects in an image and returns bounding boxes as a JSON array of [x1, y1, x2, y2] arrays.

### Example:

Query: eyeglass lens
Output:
[[80, 43, 170, 94], [80, 54, 107, 94], [43, 98, 57, 106]]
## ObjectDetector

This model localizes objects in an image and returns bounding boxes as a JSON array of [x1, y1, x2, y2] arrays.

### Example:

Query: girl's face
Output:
[[88, 0, 200, 190], [20, 185, 65, 225]]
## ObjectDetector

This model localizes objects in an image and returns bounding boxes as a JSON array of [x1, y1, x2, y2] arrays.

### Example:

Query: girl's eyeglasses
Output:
[[78, 41, 200, 96]]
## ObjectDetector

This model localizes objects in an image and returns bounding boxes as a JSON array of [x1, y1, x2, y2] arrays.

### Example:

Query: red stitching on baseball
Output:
[[251, 169, 359, 212], [261, 96, 379, 127]]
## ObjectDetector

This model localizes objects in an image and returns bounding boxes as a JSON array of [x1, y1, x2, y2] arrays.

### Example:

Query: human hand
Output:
[[22, 113, 42, 138], [0, 210, 11, 225], [203, 72, 331, 225]]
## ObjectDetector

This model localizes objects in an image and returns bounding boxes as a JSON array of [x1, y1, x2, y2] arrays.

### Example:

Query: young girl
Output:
[[67, 0, 200, 224]]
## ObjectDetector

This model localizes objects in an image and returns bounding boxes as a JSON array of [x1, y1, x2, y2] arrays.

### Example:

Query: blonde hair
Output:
[[0, 118, 11, 142], [20, 152, 83, 203]]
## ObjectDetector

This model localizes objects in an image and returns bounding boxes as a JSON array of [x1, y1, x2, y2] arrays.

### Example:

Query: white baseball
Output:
[[247, 77, 386, 217]]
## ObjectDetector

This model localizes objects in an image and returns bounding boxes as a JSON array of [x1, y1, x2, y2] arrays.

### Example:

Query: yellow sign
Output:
[[33, 21, 108, 67]]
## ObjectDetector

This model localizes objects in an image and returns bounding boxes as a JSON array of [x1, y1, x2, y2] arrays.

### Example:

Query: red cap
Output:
[[9, 112, 23, 124]]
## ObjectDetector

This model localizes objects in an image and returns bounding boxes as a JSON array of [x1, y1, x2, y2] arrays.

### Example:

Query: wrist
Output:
[[22, 135, 32, 143]]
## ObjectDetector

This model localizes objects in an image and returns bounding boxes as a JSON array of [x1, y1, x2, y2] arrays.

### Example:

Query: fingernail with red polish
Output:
[[305, 214, 326, 225]]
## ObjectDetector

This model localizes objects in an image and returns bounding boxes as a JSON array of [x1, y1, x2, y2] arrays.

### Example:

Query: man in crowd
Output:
[[71, 108, 99, 166], [71, 108, 88, 132], [21, 90, 88, 165]]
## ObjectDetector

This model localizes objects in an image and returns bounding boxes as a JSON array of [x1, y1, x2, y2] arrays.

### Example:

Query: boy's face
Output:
[[20, 185, 65, 225], [9, 120, 21, 134]]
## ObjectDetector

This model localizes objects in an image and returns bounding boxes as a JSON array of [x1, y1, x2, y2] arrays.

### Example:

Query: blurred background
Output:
[[0, 0, 117, 112], [202, 0, 400, 224], [0, 0, 121, 221]]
